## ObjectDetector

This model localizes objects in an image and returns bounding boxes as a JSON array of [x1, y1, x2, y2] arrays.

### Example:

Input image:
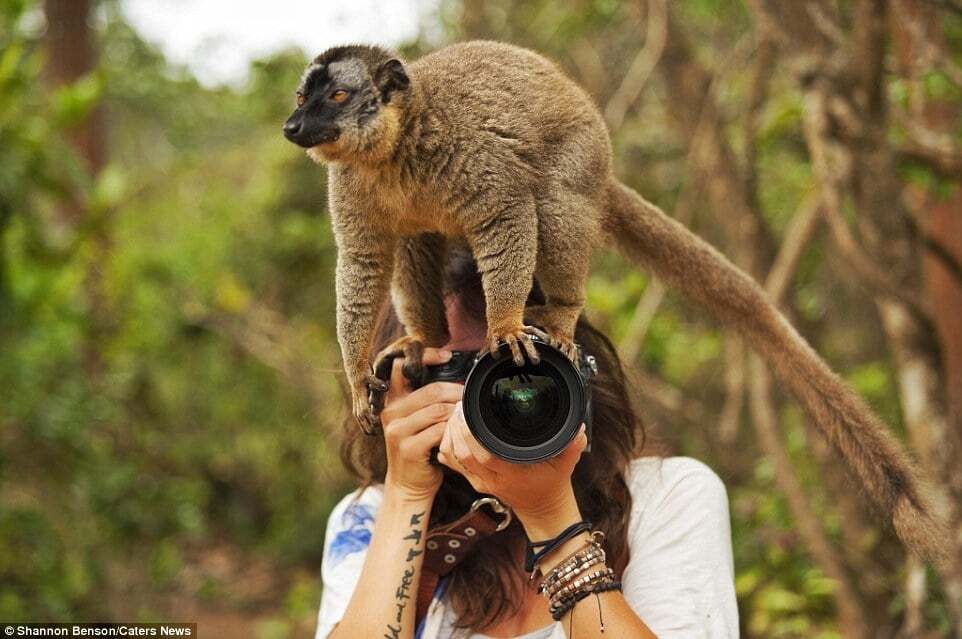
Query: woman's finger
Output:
[[548, 423, 588, 471], [450, 403, 498, 483], [384, 402, 457, 439], [452, 403, 514, 476], [421, 347, 453, 366], [382, 381, 464, 425], [438, 416, 454, 456], [403, 421, 447, 459]]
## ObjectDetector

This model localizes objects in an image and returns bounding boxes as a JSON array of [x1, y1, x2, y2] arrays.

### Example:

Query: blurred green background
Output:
[[2, 0, 961, 637]]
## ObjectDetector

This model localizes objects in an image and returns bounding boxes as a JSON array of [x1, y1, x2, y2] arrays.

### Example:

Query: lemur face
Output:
[[283, 50, 409, 161]]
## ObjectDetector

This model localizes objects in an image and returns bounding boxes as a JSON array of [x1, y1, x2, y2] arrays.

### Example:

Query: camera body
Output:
[[418, 335, 596, 463]]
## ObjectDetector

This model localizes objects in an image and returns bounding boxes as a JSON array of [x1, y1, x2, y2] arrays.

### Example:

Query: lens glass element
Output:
[[478, 360, 570, 448]]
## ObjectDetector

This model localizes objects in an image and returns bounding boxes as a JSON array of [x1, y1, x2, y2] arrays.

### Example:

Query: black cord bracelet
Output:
[[524, 519, 592, 573]]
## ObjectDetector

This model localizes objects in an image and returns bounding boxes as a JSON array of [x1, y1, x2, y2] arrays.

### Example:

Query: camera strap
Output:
[[415, 496, 513, 626]]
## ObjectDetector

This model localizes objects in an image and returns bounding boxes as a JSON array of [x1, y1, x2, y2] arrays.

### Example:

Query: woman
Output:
[[314, 250, 738, 638]]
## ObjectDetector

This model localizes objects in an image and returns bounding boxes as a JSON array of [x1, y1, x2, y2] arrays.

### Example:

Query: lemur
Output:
[[282, 41, 947, 563]]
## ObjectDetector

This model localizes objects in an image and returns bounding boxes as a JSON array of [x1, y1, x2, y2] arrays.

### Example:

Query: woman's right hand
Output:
[[380, 347, 465, 502]]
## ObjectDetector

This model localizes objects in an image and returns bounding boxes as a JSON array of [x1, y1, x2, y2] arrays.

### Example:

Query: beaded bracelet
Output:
[[550, 579, 623, 622], [538, 544, 604, 591], [548, 570, 617, 611], [550, 567, 615, 602], [536, 528, 623, 629], [537, 530, 606, 585], [542, 555, 605, 599], [549, 578, 620, 617]]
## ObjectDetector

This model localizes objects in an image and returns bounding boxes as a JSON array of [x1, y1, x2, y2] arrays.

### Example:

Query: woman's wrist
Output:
[[515, 481, 582, 539], [383, 477, 438, 507], [515, 482, 594, 575]]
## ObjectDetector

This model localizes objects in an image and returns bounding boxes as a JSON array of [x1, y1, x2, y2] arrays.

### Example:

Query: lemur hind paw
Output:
[[353, 336, 429, 435], [487, 325, 549, 366], [372, 335, 428, 391], [353, 391, 382, 436]]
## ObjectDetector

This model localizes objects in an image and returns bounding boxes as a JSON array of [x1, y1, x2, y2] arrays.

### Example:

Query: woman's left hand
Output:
[[437, 401, 588, 536]]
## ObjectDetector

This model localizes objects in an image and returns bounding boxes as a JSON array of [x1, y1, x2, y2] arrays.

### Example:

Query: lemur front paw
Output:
[[522, 307, 579, 361], [539, 327, 579, 361], [487, 325, 549, 366]]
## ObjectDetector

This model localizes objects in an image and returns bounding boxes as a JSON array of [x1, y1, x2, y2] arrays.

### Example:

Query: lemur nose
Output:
[[283, 120, 302, 138]]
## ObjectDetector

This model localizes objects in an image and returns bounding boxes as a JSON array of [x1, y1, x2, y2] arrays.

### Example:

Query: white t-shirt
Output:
[[314, 456, 739, 638]]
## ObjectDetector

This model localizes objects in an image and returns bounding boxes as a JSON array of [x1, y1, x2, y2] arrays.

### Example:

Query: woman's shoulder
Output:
[[624, 456, 729, 520]]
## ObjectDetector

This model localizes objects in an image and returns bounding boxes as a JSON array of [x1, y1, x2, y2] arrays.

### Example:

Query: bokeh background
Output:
[[2, 0, 961, 637]]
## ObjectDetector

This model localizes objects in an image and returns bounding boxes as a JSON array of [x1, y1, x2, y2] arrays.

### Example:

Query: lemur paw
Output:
[[541, 328, 579, 362], [522, 307, 579, 362], [353, 390, 383, 436], [487, 325, 549, 366], [372, 335, 428, 388]]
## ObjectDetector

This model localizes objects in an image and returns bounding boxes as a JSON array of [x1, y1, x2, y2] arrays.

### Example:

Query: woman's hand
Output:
[[437, 401, 588, 538], [380, 348, 465, 502]]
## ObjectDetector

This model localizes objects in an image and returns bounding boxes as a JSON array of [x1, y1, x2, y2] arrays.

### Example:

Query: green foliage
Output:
[[0, 1, 345, 628]]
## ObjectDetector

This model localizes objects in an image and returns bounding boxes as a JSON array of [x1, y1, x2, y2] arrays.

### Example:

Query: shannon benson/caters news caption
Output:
[[1, 624, 196, 637]]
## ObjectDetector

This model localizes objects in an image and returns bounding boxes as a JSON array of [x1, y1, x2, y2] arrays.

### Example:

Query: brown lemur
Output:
[[282, 41, 947, 562]]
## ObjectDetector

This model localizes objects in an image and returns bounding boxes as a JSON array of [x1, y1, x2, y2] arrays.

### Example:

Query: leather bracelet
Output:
[[524, 520, 592, 573]]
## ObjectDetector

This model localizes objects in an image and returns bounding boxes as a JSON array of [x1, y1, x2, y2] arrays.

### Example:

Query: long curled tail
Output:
[[605, 178, 948, 564]]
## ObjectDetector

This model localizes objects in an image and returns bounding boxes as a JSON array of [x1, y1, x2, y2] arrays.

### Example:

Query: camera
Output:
[[418, 335, 597, 463]]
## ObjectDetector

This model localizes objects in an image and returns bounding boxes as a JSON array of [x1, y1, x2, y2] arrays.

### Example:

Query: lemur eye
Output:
[[330, 89, 350, 103], [296, 93, 306, 107]]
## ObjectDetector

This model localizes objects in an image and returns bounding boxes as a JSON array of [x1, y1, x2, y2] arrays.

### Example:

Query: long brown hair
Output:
[[338, 248, 647, 631]]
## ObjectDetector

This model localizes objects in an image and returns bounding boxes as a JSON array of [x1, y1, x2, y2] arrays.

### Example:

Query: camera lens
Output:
[[479, 360, 570, 448], [463, 340, 588, 463]]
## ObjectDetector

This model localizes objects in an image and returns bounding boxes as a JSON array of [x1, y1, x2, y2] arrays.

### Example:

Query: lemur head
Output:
[[283, 45, 410, 164]]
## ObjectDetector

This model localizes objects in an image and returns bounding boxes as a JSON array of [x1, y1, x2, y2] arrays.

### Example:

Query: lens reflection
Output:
[[479, 360, 570, 448]]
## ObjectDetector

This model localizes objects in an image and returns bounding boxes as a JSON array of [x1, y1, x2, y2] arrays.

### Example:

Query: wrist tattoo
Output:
[[384, 510, 425, 639]]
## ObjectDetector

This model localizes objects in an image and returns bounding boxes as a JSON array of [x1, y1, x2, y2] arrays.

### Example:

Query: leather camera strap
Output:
[[415, 497, 512, 626]]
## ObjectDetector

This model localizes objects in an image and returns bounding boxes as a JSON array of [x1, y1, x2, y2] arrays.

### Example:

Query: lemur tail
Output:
[[605, 178, 949, 564]]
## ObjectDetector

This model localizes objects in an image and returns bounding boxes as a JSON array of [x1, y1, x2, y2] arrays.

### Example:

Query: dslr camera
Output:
[[418, 335, 597, 463]]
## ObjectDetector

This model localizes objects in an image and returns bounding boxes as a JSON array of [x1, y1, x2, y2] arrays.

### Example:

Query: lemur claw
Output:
[[372, 336, 427, 389], [354, 393, 382, 436], [359, 336, 430, 435], [488, 325, 546, 366]]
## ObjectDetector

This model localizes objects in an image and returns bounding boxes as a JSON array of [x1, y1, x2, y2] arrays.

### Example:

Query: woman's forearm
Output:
[[518, 483, 657, 639], [328, 485, 434, 639]]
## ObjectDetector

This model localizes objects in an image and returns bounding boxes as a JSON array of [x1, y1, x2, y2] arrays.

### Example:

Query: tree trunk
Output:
[[44, 0, 110, 376]]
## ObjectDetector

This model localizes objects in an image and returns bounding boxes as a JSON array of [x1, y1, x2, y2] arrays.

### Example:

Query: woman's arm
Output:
[[438, 407, 659, 639], [323, 348, 465, 639], [328, 486, 434, 639], [522, 488, 658, 639]]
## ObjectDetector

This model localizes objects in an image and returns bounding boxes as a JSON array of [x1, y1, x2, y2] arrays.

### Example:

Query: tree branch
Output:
[[604, 0, 668, 131]]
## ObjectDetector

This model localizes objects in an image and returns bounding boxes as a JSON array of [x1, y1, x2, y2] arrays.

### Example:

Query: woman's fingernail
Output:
[[440, 349, 453, 361]]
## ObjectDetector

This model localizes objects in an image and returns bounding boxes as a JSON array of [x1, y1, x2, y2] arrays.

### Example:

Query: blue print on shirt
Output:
[[328, 501, 375, 567]]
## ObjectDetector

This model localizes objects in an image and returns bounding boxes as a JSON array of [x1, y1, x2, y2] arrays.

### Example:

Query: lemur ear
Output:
[[374, 59, 409, 103]]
